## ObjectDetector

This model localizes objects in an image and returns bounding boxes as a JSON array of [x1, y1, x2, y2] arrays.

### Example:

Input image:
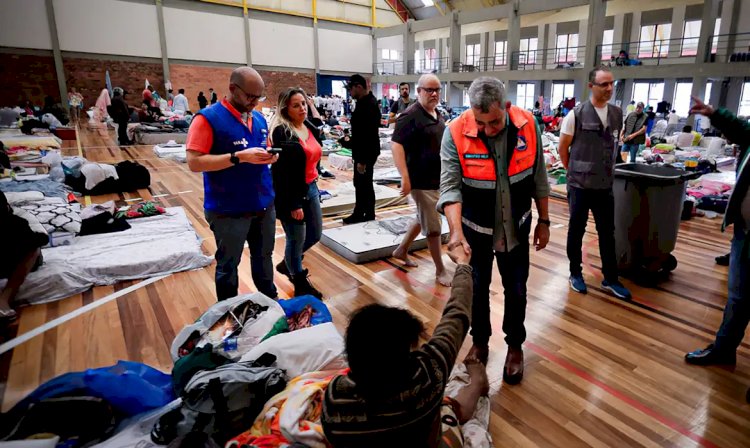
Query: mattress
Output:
[[135, 132, 187, 145], [373, 167, 402, 184], [327, 150, 395, 171], [0, 207, 213, 306], [321, 216, 449, 264], [320, 182, 405, 216], [0, 135, 62, 149], [153, 143, 187, 162]]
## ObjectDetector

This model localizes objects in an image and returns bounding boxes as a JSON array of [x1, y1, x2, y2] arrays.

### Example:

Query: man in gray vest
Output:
[[558, 66, 632, 300]]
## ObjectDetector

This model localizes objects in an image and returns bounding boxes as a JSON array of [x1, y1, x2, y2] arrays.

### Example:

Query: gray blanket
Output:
[[1, 207, 213, 306]]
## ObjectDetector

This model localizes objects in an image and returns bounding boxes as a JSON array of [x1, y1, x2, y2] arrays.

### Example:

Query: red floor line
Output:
[[525, 341, 720, 448]]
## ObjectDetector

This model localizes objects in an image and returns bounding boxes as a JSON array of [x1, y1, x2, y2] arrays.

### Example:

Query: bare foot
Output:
[[466, 344, 489, 365], [436, 270, 452, 287], [392, 247, 418, 267], [464, 358, 490, 396]]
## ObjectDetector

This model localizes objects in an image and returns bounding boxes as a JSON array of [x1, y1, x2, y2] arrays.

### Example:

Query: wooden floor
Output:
[[1, 123, 749, 447]]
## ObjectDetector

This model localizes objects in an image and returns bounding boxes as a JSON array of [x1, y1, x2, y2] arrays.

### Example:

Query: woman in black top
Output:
[[197, 91, 208, 110], [269, 88, 325, 299]]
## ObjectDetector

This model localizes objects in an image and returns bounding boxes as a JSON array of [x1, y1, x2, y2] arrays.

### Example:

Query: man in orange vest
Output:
[[438, 77, 551, 384]]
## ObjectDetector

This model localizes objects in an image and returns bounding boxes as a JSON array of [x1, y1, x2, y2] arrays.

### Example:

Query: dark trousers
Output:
[[352, 162, 375, 218], [116, 119, 129, 144], [465, 226, 530, 348], [205, 207, 277, 301], [715, 226, 750, 353], [566, 186, 618, 282]]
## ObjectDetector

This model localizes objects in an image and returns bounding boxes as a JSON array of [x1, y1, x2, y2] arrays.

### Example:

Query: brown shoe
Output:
[[503, 346, 524, 385], [467, 344, 489, 365]]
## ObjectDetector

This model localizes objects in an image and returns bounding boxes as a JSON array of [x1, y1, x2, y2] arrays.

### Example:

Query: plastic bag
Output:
[[278, 295, 332, 327]]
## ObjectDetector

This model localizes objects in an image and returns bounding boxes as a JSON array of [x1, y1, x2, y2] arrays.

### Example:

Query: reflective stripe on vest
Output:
[[449, 106, 538, 187]]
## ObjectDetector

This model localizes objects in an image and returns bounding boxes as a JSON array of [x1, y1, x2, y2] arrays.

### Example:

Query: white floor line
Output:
[[0, 274, 169, 356]]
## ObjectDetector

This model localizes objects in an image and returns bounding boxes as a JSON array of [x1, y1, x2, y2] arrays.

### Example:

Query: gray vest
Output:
[[566, 101, 623, 190]]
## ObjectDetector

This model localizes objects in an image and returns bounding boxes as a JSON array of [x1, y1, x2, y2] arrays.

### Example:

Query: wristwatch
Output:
[[230, 152, 240, 166], [538, 218, 551, 226]]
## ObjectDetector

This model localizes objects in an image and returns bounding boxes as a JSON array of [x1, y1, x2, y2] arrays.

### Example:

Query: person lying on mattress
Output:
[[0, 192, 48, 323], [322, 242, 489, 447]]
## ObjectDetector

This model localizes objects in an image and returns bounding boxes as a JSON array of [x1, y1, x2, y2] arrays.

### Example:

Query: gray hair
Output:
[[468, 77, 506, 113], [417, 74, 440, 88]]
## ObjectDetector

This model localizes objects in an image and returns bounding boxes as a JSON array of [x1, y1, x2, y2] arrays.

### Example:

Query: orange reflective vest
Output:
[[449, 106, 537, 185]]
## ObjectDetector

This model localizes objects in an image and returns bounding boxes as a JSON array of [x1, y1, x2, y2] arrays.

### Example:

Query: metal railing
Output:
[[705, 32, 750, 63], [510, 46, 586, 71], [454, 56, 509, 73], [407, 57, 450, 74], [373, 61, 405, 75], [596, 37, 705, 66]]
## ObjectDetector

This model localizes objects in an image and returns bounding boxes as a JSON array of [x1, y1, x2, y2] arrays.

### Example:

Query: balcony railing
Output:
[[407, 57, 450, 74], [596, 37, 707, 66], [511, 46, 586, 71], [706, 32, 750, 63], [454, 56, 509, 73], [374, 61, 405, 75]]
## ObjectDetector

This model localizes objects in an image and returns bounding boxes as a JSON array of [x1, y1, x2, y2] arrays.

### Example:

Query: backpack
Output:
[[151, 357, 287, 446]]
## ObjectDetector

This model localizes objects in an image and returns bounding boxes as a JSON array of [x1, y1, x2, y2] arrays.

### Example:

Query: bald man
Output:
[[186, 67, 279, 301], [390, 75, 452, 286]]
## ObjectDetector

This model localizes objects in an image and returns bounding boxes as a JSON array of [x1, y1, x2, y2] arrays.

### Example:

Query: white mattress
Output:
[[1, 207, 213, 306], [327, 150, 395, 171], [320, 182, 405, 216], [321, 217, 449, 264], [153, 143, 187, 162], [373, 167, 402, 184]]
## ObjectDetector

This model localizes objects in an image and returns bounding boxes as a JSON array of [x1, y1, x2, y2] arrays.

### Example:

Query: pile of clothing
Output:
[[64, 159, 150, 195]]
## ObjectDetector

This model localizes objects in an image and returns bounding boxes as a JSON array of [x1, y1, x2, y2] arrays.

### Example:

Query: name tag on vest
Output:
[[465, 154, 490, 159]]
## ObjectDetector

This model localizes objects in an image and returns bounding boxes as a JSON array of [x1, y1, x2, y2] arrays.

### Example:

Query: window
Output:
[[632, 81, 664, 107], [390, 49, 398, 60], [424, 48, 437, 71], [382, 49, 390, 60], [711, 18, 721, 54], [519, 37, 538, 65], [681, 20, 701, 56], [601, 29, 614, 61], [673, 82, 693, 116], [466, 43, 480, 66], [739, 82, 750, 117], [517, 83, 535, 110], [639, 24, 672, 58], [704, 81, 713, 104], [555, 33, 579, 63], [494, 41, 507, 66], [551, 82, 575, 109]]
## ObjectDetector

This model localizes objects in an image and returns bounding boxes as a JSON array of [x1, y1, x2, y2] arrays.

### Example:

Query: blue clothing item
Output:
[[198, 103, 274, 214], [280, 182, 322, 275], [278, 295, 332, 325], [569, 274, 588, 294], [715, 227, 750, 353], [601, 279, 632, 300], [7, 361, 174, 418], [0, 178, 71, 199], [205, 206, 277, 300], [622, 142, 639, 163]]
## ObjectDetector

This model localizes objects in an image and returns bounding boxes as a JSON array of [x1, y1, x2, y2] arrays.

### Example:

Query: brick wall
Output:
[[64, 57, 164, 108], [169, 64, 317, 111], [0, 53, 59, 107]]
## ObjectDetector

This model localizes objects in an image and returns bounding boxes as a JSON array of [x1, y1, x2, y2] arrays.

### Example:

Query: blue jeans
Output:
[[280, 182, 323, 275], [205, 206, 277, 300], [714, 227, 750, 353], [622, 143, 639, 163], [464, 226, 530, 348]]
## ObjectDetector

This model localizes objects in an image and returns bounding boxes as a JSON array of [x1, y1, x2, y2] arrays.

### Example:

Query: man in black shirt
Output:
[[388, 82, 413, 125], [341, 74, 381, 224], [391, 74, 451, 286], [209, 88, 218, 105]]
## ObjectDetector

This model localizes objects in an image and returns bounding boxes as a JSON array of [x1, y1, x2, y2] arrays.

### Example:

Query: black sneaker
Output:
[[292, 269, 323, 299], [715, 253, 730, 266], [275, 260, 292, 281], [320, 169, 336, 179], [342, 214, 365, 225]]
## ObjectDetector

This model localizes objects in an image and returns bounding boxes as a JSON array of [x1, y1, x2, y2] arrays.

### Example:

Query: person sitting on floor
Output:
[[674, 125, 698, 148], [322, 242, 489, 447], [0, 192, 48, 322]]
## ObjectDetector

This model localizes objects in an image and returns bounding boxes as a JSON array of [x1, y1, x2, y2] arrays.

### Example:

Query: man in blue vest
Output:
[[186, 67, 279, 301]]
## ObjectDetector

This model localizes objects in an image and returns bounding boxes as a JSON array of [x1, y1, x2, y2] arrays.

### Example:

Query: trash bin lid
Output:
[[615, 163, 686, 181]]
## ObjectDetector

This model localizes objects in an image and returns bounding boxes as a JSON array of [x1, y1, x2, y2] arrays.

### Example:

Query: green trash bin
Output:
[[613, 163, 700, 277]]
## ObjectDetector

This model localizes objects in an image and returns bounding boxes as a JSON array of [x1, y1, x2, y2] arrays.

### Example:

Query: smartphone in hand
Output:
[[267, 148, 283, 155]]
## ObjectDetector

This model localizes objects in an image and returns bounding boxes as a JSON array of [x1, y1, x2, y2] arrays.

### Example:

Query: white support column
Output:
[[155, 0, 171, 84], [696, 0, 720, 64], [45, 0, 67, 107], [687, 77, 707, 126], [479, 32, 487, 69], [662, 79, 676, 108], [622, 79, 634, 105], [717, 0, 735, 60], [460, 35, 467, 67], [725, 77, 743, 114], [667, 4, 686, 59], [546, 23, 557, 70], [449, 11, 461, 72], [506, 80, 518, 105], [581, 0, 606, 100], [507, 1, 521, 69], [579, 18, 589, 65], [613, 14, 625, 47], [538, 24, 547, 69]]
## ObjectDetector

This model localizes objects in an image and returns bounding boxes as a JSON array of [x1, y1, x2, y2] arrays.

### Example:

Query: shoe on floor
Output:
[[685, 344, 736, 366], [292, 269, 323, 299], [276, 260, 292, 281], [569, 275, 588, 294], [342, 214, 366, 225], [503, 346, 524, 385], [320, 170, 336, 179], [601, 279, 631, 300], [715, 253, 730, 266]]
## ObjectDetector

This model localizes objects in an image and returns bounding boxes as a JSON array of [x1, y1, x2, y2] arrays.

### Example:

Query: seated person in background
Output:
[[674, 125, 699, 148], [0, 192, 48, 322], [322, 242, 489, 447], [137, 102, 161, 123], [668, 109, 681, 125]]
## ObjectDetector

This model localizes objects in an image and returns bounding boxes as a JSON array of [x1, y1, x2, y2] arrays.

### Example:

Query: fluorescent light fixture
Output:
[[421, 0, 434, 6]]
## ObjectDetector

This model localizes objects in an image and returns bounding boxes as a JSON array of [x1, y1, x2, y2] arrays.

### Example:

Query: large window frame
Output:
[[632, 81, 665, 107], [601, 29, 614, 61], [466, 43, 480, 66], [551, 82, 575, 109], [517, 83, 535, 111], [639, 24, 672, 58], [519, 37, 539, 65], [494, 41, 507, 66], [555, 33, 579, 63], [681, 20, 702, 56]]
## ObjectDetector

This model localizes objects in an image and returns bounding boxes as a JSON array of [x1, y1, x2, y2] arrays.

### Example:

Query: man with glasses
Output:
[[341, 74, 381, 224], [438, 77, 551, 384], [558, 66, 632, 300], [186, 66, 279, 301], [390, 74, 451, 286], [621, 101, 647, 162]]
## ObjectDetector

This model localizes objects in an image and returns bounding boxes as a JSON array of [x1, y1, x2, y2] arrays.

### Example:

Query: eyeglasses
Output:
[[592, 81, 615, 88], [232, 83, 266, 102], [419, 87, 442, 95]]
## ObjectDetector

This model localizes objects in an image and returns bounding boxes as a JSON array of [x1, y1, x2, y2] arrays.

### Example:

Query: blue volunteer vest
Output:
[[197, 103, 274, 214]]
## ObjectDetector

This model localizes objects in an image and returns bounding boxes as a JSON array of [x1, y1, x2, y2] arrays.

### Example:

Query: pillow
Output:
[[18, 200, 81, 234], [11, 207, 47, 237]]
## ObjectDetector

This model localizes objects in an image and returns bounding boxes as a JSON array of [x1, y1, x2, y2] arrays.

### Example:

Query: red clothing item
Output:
[[300, 130, 322, 184], [143, 89, 155, 107], [186, 99, 254, 154]]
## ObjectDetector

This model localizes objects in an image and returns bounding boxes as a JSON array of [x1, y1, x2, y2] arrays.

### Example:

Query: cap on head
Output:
[[345, 74, 367, 90]]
